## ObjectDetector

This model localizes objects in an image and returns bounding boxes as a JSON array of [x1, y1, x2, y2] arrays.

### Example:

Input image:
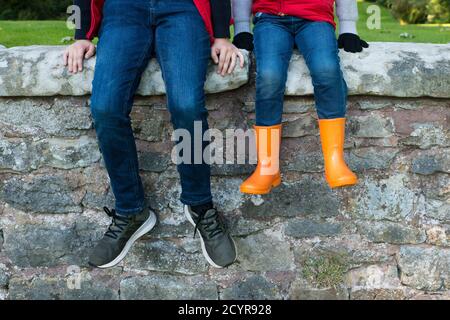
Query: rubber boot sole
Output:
[[240, 175, 282, 195], [326, 175, 358, 189]]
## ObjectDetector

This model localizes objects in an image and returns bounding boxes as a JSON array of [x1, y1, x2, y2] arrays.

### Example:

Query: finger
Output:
[[361, 40, 369, 48], [218, 48, 227, 74], [72, 51, 79, 74], [85, 45, 95, 59], [68, 53, 73, 73], [63, 50, 69, 66], [351, 42, 361, 52], [227, 53, 237, 74], [211, 48, 219, 64], [77, 52, 83, 72], [222, 51, 232, 76], [238, 51, 245, 68]]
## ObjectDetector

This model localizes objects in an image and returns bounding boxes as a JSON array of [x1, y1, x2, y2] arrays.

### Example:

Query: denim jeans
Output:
[[91, 0, 212, 216], [253, 13, 348, 126]]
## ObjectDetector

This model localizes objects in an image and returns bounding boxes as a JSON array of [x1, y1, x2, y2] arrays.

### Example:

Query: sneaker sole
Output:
[[184, 205, 237, 269], [95, 210, 158, 269]]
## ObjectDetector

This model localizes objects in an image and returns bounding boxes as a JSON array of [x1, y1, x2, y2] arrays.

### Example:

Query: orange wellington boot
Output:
[[240, 124, 282, 195], [318, 118, 357, 188]]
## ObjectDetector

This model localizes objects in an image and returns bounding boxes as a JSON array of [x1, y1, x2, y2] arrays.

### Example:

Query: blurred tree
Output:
[[390, 0, 429, 23], [0, 0, 72, 20], [364, 0, 393, 7], [366, 0, 450, 23], [426, 0, 450, 22]]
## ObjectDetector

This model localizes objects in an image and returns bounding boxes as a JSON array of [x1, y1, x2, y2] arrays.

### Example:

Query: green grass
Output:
[[302, 254, 348, 289], [352, 1, 450, 43], [0, 1, 449, 47], [0, 20, 72, 47]]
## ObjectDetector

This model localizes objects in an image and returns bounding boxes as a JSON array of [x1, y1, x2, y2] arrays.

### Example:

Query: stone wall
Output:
[[0, 43, 449, 300]]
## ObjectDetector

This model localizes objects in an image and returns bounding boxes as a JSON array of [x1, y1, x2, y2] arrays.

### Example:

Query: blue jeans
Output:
[[91, 0, 212, 216], [253, 13, 348, 126]]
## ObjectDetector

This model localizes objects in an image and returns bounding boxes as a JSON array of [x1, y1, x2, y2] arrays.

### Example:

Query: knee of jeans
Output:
[[310, 61, 342, 84], [168, 95, 207, 128], [257, 68, 286, 91], [91, 78, 132, 117], [90, 101, 129, 128], [91, 90, 129, 120]]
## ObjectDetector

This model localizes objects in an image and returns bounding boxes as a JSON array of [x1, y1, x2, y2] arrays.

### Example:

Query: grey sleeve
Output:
[[232, 0, 253, 35], [335, 0, 358, 35]]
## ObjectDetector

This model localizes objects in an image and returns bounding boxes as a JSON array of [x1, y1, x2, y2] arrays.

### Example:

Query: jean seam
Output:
[[180, 195, 213, 207], [115, 200, 145, 216], [119, 29, 152, 209], [154, 13, 211, 206]]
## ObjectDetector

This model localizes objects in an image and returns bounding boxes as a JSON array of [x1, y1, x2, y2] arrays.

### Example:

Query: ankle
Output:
[[190, 202, 214, 216]]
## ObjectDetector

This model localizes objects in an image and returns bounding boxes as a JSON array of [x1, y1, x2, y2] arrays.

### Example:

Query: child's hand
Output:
[[63, 40, 96, 74], [233, 32, 254, 52], [338, 34, 369, 53], [211, 38, 245, 76]]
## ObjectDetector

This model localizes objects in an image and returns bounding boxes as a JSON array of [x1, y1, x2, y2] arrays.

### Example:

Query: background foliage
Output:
[[0, 1, 449, 46], [0, 0, 72, 20], [367, 0, 450, 23], [0, 0, 449, 23]]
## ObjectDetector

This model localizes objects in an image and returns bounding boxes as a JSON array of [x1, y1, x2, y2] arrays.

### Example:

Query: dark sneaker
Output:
[[89, 206, 157, 268], [184, 205, 237, 268]]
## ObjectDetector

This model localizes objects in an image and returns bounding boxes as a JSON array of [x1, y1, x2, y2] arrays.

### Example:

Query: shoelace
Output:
[[103, 207, 130, 239], [193, 209, 225, 240]]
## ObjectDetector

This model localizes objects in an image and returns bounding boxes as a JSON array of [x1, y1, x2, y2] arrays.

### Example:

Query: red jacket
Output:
[[252, 0, 336, 28], [82, 0, 214, 40]]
